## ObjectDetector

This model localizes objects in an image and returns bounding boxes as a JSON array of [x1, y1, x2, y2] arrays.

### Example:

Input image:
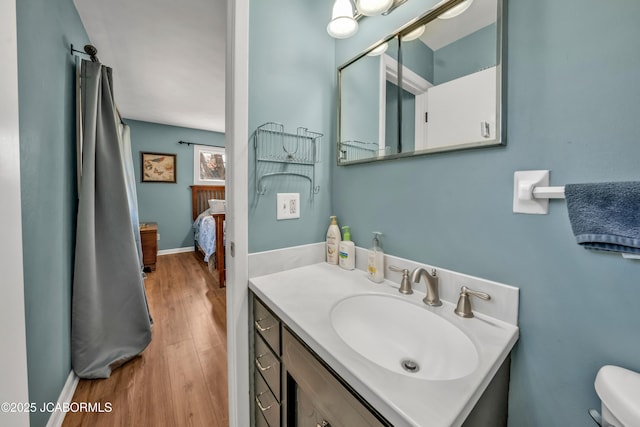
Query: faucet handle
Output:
[[389, 265, 413, 295], [454, 286, 491, 318], [389, 265, 407, 273], [463, 286, 490, 300]]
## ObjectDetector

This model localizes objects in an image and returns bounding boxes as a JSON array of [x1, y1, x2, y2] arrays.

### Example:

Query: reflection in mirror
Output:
[[337, 0, 504, 165], [339, 37, 400, 162]]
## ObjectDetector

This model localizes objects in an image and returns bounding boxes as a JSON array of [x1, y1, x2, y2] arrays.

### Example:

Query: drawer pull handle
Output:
[[255, 354, 273, 371], [255, 392, 275, 412], [255, 318, 275, 332]]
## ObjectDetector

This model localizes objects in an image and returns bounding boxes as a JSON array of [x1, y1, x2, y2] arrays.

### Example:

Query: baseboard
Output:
[[45, 370, 79, 427], [158, 246, 195, 256]]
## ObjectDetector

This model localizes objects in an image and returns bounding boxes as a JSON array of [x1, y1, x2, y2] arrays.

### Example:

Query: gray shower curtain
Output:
[[72, 60, 151, 379], [119, 122, 144, 266]]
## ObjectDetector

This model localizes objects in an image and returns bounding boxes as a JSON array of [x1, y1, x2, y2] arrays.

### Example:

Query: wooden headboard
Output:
[[190, 185, 226, 287], [190, 185, 225, 221]]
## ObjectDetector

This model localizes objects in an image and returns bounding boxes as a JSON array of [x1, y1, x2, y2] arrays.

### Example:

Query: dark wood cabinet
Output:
[[251, 294, 388, 427], [140, 222, 158, 271], [253, 296, 282, 427]]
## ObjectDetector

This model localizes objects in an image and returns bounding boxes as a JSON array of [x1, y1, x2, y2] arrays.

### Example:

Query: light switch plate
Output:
[[277, 193, 300, 220]]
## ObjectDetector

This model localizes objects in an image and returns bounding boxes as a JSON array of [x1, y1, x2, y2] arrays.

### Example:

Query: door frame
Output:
[[380, 55, 432, 154], [225, 0, 250, 425], [0, 0, 30, 425]]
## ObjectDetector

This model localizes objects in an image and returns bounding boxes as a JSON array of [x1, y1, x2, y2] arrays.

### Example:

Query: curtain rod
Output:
[[178, 141, 222, 148], [70, 44, 100, 62]]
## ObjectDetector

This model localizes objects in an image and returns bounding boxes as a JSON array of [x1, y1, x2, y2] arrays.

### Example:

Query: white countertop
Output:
[[249, 262, 519, 427]]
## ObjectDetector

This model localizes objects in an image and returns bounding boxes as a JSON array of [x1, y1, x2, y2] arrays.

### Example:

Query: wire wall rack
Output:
[[254, 122, 323, 198], [338, 140, 379, 163]]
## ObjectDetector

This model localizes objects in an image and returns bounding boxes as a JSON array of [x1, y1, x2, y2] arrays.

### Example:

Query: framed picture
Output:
[[141, 152, 177, 183], [193, 145, 225, 186]]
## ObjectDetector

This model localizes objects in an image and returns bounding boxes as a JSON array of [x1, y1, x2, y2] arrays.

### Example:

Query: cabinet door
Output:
[[282, 328, 387, 427], [296, 386, 332, 427]]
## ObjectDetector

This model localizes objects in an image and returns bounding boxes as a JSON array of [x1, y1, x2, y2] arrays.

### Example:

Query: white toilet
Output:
[[595, 365, 640, 427]]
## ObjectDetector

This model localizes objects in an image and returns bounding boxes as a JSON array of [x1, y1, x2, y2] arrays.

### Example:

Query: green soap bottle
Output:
[[339, 226, 355, 270]]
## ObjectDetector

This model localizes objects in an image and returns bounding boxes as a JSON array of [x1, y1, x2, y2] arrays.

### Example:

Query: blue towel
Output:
[[565, 182, 640, 254]]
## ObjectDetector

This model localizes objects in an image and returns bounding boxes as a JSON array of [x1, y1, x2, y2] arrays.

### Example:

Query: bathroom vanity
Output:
[[249, 262, 519, 427], [253, 296, 388, 426]]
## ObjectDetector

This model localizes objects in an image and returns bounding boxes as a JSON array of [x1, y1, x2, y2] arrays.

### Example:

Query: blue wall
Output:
[[16, 1, 89, 426], [248, 0, 334, 253], [331, 0, 640, 426], [433, 23, 496, 85], [127, 119, 225, 250], [399, 37, 434, 83]]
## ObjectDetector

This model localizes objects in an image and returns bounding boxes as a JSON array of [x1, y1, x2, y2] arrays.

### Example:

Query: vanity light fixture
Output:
[[356, 0, 394, 16], [328, 0, 408, 39], [327, 0, 359, 39], [438, 0, 473, 19], [401, 25, 425, 41]]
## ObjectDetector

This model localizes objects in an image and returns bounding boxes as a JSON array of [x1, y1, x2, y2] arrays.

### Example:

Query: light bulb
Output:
[[327, 0, 358, 39], [327, 18, 358, 38], [356, 0, 394, 16], [367, 42, 389, 56], [401, 25, 425, 41], [438, 0, 473, 19]]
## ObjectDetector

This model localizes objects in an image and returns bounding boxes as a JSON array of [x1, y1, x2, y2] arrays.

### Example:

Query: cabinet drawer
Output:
[[143, 243, 156, 256], [141, 231, 156, 244], [255, 368, 280, 427], [255, 332, 281, 401], [253, 297, 280, 355]]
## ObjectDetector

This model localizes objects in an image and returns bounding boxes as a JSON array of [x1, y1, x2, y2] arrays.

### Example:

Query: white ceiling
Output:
[[73, 0, 226, 133]]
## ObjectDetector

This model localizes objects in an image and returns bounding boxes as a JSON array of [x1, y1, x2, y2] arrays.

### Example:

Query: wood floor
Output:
[[63, 252, 228, 427]]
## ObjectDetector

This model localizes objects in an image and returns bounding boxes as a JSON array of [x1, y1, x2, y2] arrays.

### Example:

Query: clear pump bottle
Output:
[[367, 232, 384, 283]]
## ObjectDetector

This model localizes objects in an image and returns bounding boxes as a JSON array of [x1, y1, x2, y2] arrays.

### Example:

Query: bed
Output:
[[191, 185, 226, 287]]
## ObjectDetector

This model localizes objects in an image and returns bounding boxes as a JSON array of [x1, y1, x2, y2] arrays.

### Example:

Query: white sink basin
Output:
[[330, 293, 479, 380]]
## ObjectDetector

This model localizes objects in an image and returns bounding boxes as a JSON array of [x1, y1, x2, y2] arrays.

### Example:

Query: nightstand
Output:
[[139, 222, 158, 272]]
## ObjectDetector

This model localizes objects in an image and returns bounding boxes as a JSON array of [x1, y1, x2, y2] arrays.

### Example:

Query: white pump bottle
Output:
[[326, 216, 341, 265]]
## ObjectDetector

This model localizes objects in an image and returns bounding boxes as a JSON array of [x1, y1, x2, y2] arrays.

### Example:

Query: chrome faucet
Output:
[[410, 267, 441, 306]]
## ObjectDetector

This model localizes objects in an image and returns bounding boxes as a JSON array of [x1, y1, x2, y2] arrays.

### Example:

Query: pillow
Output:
[[208, 199, 226, 213]]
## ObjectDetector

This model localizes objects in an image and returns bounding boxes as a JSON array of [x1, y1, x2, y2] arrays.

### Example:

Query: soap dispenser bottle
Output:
[[326, 216, 341, 265], [339, 226, 355, 270], [367, 232, 384, 283]]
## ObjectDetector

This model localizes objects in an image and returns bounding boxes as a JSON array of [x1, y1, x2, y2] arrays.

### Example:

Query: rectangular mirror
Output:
[[337, 0, 505, 165]]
